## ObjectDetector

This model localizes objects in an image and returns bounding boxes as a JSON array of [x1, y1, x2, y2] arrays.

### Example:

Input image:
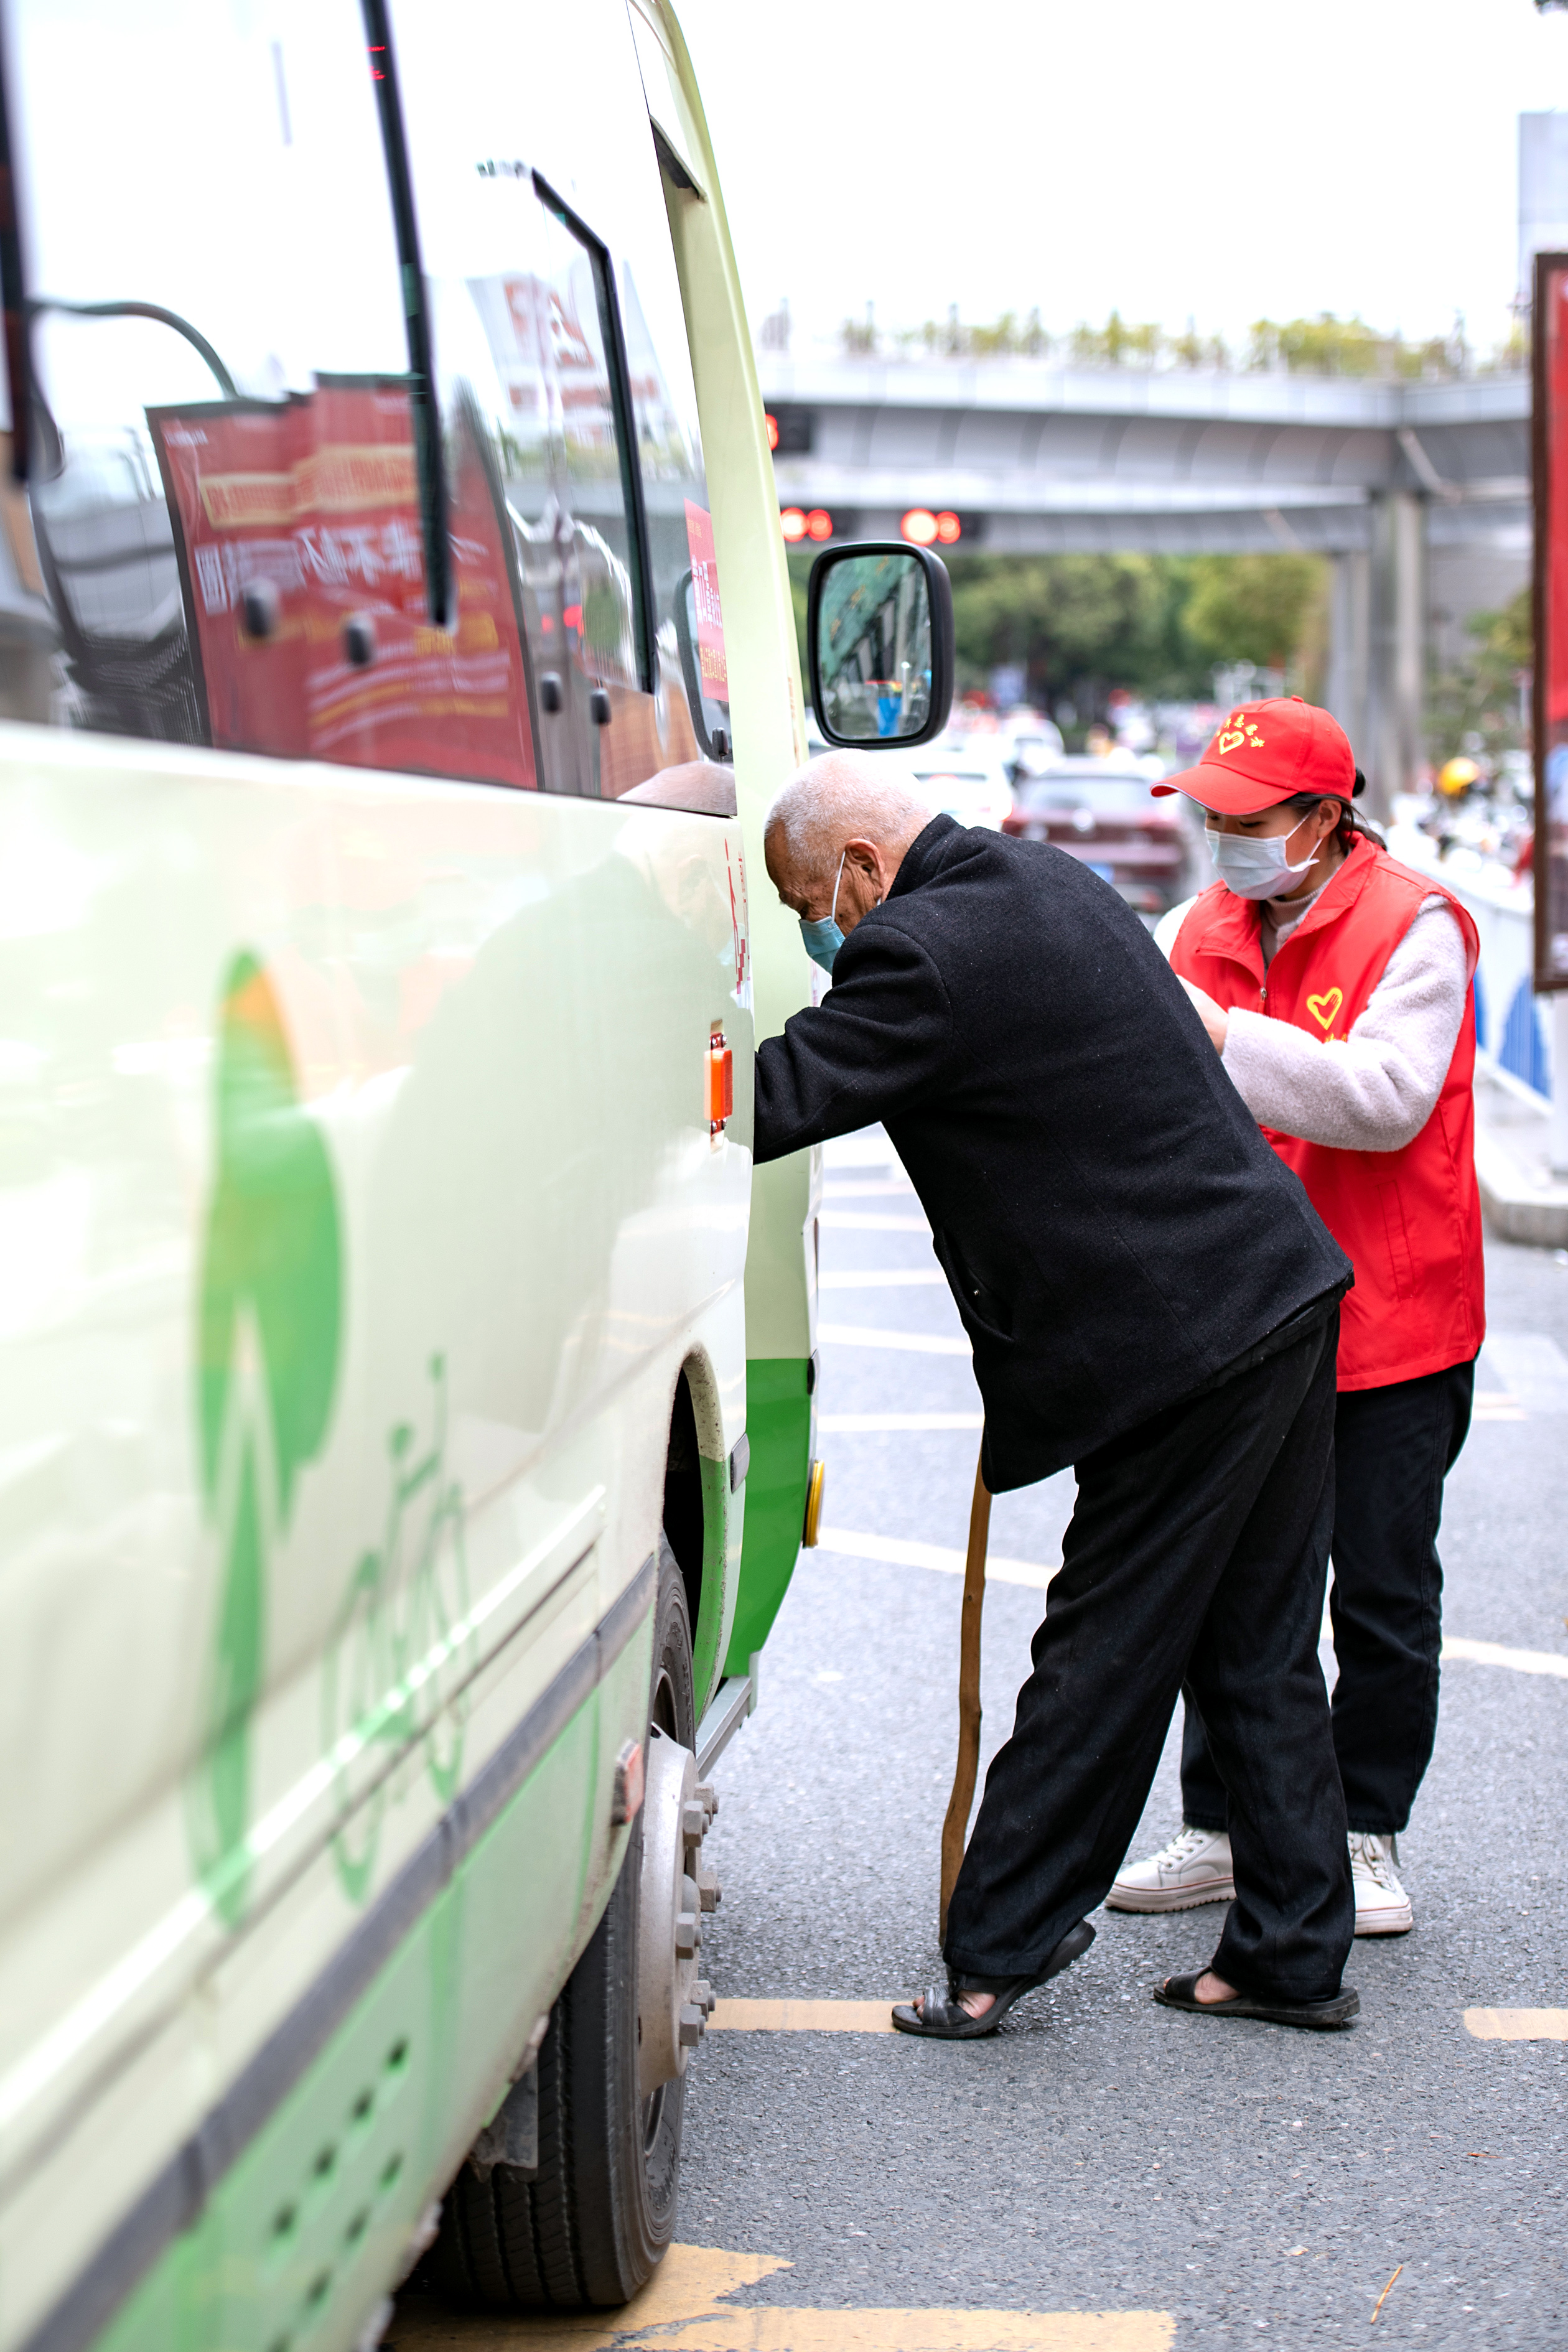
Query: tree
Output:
[[946, 553, 1196, 711], [1180, 554, 1327, 676], [1427, 587, 1531, 765], [785, 549, 1332, 734]]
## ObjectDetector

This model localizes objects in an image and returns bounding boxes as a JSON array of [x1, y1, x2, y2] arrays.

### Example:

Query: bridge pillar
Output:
[[1365, 490, 1425, 819], [1325, 550, 1370, 764]]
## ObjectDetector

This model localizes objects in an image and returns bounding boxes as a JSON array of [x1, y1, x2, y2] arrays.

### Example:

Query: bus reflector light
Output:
[[803, 1457, 826, 1546], [707, 1032, 733, 1134]]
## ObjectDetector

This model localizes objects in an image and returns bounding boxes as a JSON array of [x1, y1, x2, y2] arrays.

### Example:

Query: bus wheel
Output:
[[431, 1542, 715, 2309]]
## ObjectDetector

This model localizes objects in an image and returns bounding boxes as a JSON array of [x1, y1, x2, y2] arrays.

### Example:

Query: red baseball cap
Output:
[[1152, 696, 1356, 814]]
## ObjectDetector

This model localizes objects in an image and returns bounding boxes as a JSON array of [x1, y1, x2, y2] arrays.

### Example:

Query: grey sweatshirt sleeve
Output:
[[1217, 898, 1471, 1152]]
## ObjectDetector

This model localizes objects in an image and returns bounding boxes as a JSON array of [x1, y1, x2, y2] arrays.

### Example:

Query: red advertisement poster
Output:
[[684, 498, 728, 697], [1534, 253, 1568, 989], [149, 378, 537, 790]]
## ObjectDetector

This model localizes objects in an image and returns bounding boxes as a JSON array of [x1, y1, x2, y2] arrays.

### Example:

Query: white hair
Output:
[[764, 752, 931, 887]]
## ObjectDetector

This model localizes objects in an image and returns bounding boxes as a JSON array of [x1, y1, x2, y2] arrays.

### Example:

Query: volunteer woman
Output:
[[1111, 696, 1483, 1938]]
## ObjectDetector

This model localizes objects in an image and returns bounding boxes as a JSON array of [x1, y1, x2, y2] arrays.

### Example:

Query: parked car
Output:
[[903, 742, 1016, 831], [1002, 758, 1196, 913]]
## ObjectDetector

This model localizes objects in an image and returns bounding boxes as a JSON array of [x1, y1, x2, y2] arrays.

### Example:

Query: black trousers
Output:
[[945, 1311, 1353, 2004], [1182, 1356, 1475, 1838]]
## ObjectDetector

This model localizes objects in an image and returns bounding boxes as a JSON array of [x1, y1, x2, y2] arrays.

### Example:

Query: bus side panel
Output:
[[723, 1358, 810, 1671], [0, 734, 749, 2352], [86, 1695, 601, 2352]]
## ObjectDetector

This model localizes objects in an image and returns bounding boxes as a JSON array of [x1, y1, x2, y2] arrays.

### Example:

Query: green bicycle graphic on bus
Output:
[[323, 1351, 472, 1902]]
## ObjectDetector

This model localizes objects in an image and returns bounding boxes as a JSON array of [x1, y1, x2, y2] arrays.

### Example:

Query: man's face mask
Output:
[[1206, 812, 1316, 902], [800, 849, 849, 974]]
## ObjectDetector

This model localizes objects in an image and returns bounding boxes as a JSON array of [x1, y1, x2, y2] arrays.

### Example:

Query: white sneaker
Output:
[[1350, 1832, 1413, 1935], [1106, 1825, 1235, 1913]]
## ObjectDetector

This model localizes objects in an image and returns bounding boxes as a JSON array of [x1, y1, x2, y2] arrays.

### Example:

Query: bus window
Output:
[[386, 4, 627, 798], [385, 0, 732, 812], [622, 175, 732, 775], [1, 0, 538, 790], [536, 185, 648, 703]]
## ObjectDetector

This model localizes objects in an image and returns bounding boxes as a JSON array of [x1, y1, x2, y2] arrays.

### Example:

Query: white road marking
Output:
[[819, 1411, 984, 1432], [821, 1178, 919, 1198], [817, 1322, 968, 1354], [818, 1529, 1568, 1661], [816, 1524, 1056, 1590], [818, 1317, 964, 1355], [1442, 1635, 1568, 1680], [818, 1269, 948, 1289], [818, 1211, 931, 1233], [822, 1134, 900, 1167], [1478, 1332, 1568, 1414]]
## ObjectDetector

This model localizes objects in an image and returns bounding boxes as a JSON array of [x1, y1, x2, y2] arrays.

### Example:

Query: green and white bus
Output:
[[0, 4, 954, 2346]]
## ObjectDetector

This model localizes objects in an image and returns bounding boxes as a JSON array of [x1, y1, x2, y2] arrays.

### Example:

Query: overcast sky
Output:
[[676, 0, 1568, 360]]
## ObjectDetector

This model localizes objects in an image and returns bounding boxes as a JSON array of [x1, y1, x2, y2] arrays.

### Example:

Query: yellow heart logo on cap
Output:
[[1307, 987, 1343, 1032], [1214, 718, 1265, 758]]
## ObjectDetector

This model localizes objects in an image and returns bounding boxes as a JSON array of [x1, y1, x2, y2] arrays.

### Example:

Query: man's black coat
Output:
[[753, 816, 1351, 1491]]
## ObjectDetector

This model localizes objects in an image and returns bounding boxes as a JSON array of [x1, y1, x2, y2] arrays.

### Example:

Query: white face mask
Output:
[[1206, 813, 1316, 902]]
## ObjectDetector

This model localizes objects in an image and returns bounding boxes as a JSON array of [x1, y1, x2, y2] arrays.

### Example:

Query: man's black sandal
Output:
[[1154, 1971, 1360, 2031], [891, 1920, 1094, 2038]]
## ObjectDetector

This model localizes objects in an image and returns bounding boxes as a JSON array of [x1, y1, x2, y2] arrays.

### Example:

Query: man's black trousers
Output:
[[944, 1312, 1353, 2004], [1180, 1355, 1475, 1839]]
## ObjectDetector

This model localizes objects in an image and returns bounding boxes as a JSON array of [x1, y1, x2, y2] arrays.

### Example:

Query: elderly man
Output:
[[754, 752, 1358, 2038]]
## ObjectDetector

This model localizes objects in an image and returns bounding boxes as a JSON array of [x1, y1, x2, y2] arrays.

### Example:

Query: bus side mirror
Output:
[[806, 541, 954, 750]]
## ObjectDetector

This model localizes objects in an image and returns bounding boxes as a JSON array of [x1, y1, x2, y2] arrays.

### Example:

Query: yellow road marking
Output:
[[599, 2315, 1174, 2349], [709, 2000, 897, 2033], [393, 2247, 785, 2349], [817, 1323, 968, 1355], [816, 1526, 1057, 1590], [393, 2243, 1174, 2351], [1442, 1636, 1568, 1680], [1463, 2007, 1568, 2040]]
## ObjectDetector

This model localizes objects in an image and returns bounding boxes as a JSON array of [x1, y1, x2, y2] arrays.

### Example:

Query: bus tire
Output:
[[431, 1544, 695, 2308]]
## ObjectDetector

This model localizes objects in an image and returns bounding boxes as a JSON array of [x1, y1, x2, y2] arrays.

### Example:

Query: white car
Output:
[[901, 740, 1016, 831], [1001, 716, 1067, 781]]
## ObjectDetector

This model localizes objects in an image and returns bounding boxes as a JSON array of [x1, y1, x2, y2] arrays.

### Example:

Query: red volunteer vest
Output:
[[1171, 836, 1484, 1391]]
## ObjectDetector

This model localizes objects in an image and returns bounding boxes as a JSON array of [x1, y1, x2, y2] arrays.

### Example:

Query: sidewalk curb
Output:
[[1475, 1129, 1568, 1248]]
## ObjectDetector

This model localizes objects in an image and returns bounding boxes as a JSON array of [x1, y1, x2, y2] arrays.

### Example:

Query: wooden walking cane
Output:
[[938, 1441, 991, 1941]]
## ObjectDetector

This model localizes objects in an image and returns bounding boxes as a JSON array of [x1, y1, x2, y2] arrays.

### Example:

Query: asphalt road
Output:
[[671, 1129, 1568, 2350], [391, 1128, 1568, 2352]]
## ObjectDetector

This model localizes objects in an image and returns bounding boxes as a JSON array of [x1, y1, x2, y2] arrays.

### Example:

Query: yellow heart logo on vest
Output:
[[1307, 987, 1343, 1031]]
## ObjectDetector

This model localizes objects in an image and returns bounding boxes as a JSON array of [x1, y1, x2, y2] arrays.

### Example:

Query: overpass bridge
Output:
[[758, 357, 1530, 798]]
